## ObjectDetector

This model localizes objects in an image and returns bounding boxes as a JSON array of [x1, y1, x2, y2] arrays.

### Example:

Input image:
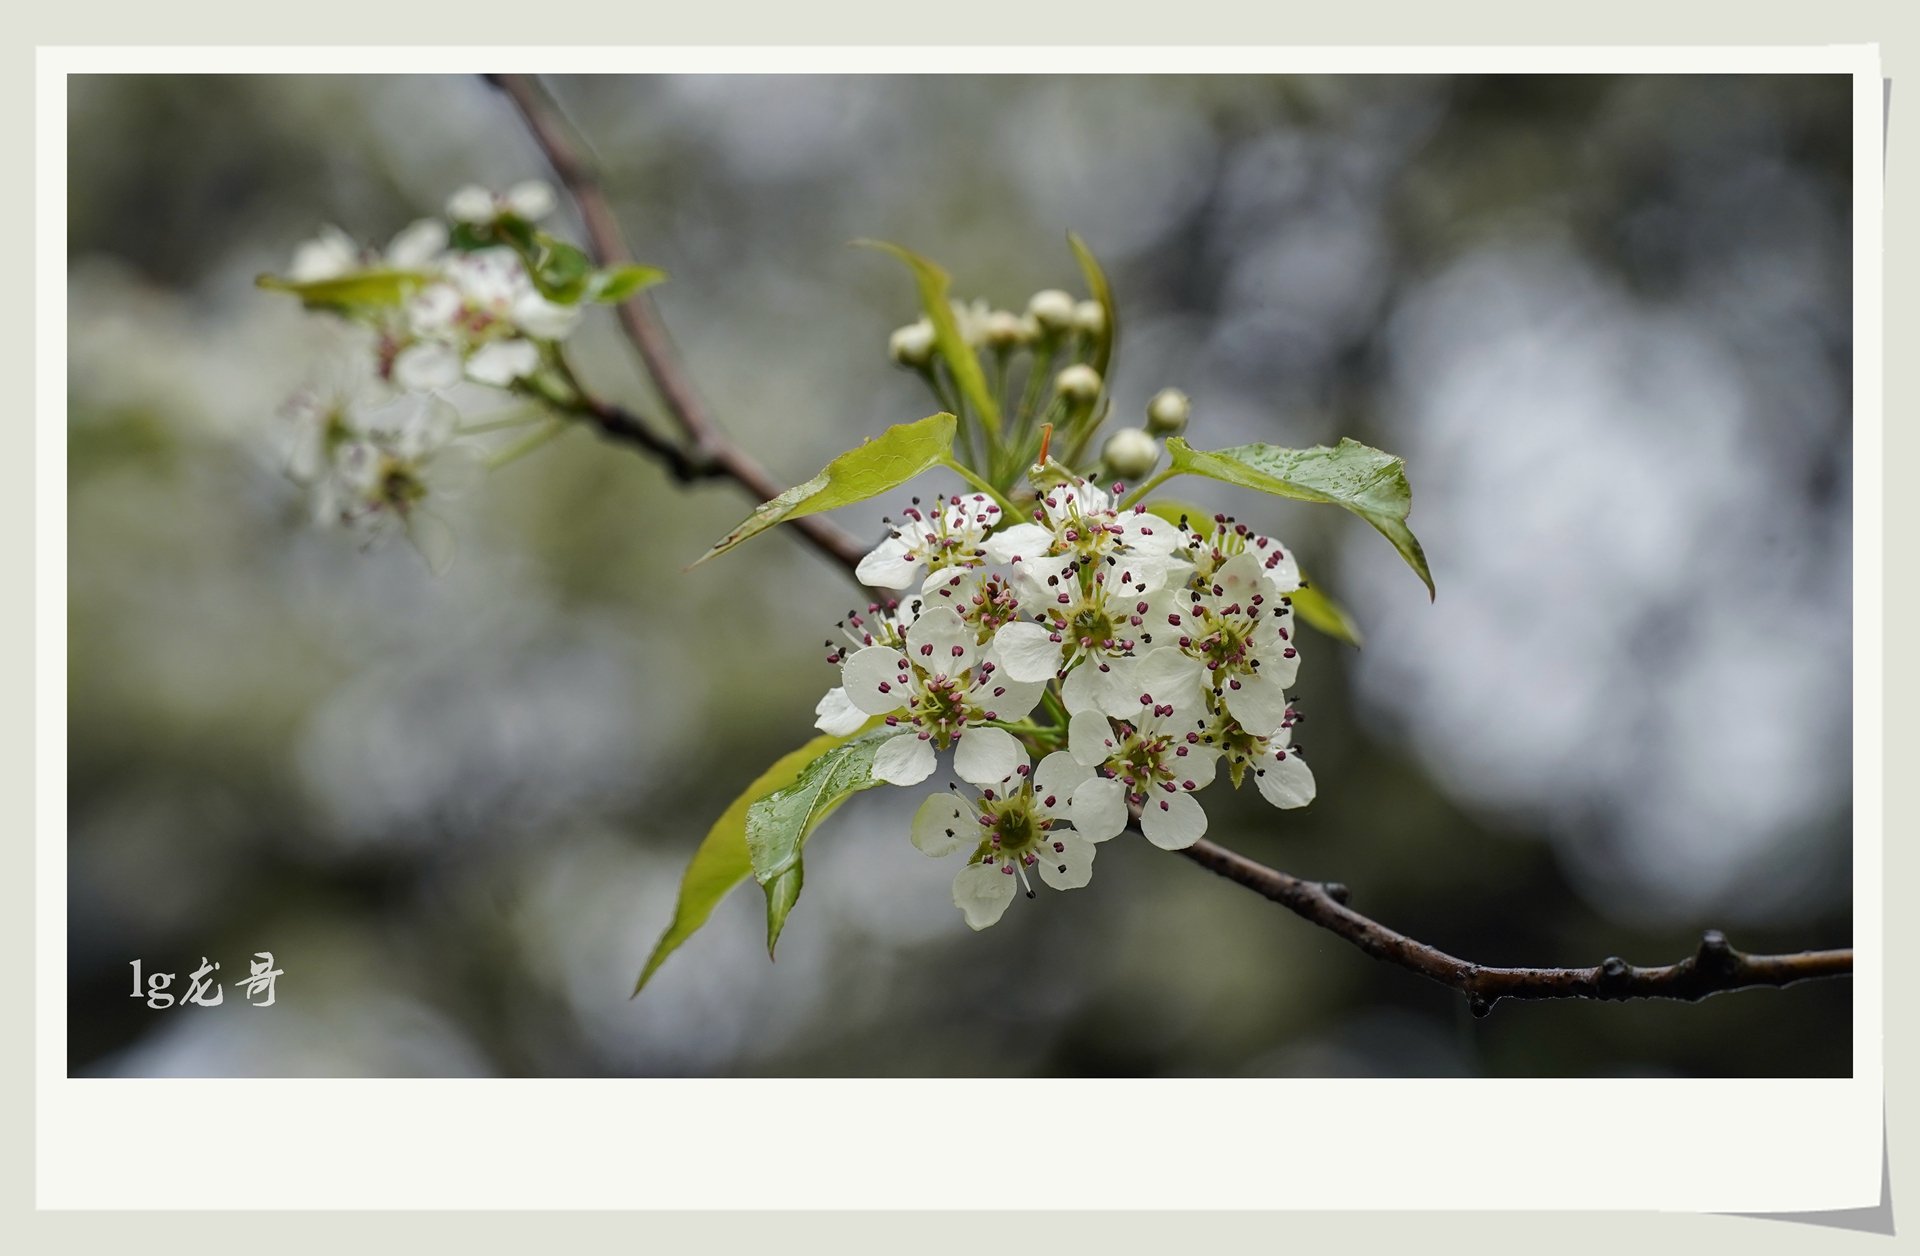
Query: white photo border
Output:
[[36, 44, 1884, 1212]]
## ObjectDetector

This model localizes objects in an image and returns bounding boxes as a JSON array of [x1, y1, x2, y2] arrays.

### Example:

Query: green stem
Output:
[[1118, 467, 1182, 510], [1040, 684, 1073, 731], [486, 416, 570, 469], [939, 457, 1016, 516], [459, 406, 549, 435]]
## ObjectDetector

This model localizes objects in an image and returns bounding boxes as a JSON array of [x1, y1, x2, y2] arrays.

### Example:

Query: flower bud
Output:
[[1102, 427, 1162, 479], [1053, 363, 1102, 405], [505, 180, 557, 221], [983, 310, 1033, 350], [889, 319, 937, 368], [1027, 289, 1076, 332], [446, 185, 498, 224], [1072, 300, 1106, 337], [1146, 387, 1191, 435]]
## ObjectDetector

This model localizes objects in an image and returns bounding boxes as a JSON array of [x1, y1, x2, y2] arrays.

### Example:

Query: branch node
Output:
[[1322, 881, 1351, 905], [1696, 929, 1736, 976], [1597, 955, 1632, 998], [1467, 993, 1495, 1019]]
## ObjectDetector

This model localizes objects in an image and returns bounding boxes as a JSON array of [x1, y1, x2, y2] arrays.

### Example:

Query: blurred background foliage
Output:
[[67, 73, 1852, 1077]]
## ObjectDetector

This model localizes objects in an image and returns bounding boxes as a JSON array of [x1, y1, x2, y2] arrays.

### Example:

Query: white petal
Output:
[[288, 225, 358, 282], [1213, 551, 1268, 602], [991, 621, 1063, 683], [408, 284, 463, 336], [1133, 647, 1205, 712], [1222, 671, 1292, 738], [1068, 710, 1118, 768], [982, 522, 1052, 564], [1034, 751, 1093, 807], [392, 342, 463, 392], [953, 726, 1025, 786], [951, 862, 1016, 930], [385, 218, 448, 269], [425, 443, 486, 500], [1089, 656, 1147, 720], [974, 665, 1044, 723], [465, 339, 540, 386], [855, 536, 921, 588], [1140, 790, 1207, 850], [1067, 777, 1127, 842], [511, 290, 582, 340], [405, 511, 457, 575], [905, 606, 975, 677], [872, 733, 937, 786], [911, 793, 974, 857], [841, 647, 910, 714], [1060, 662, 1104, 716], [1035, 831, 1095, 890], [1252, 537, 1302, 593], [813, 687, 869, 736], [1255, 750, 1317, 810]]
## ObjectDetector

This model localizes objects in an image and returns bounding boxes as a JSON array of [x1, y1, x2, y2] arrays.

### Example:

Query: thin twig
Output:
[[1176, 835, 1852, 1016], [489, 71, 1853, 1014], [485, 72, 871, 575]]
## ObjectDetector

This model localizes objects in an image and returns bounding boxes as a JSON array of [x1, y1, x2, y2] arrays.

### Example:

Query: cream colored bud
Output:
[[983, 310, 1032, 350], [1102, 427, 1162, 480], [505, 180, 557, 221], [889, 319, 937, 367], [1146, 387, 1191, 434], [1027, 288, 1076, 331], [445, 185, 498, 224], [1072, 300, 1106, 337], [1053, 363, 1103, 405]]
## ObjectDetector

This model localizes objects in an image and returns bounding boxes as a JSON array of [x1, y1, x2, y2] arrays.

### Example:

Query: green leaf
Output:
[[633, 724, 878, 994], [857, 240, 1001, 438], [528, 233, 592, 303], [1165, 436, 1434, 598], [690, 412, 957, 567], [1066, 231, 1117, 379], [588, 264, 669, 303], [256, 270, 424, 313], [762, 864, 804, 960], [1289, 573, 1364, 648], [744, 725, 897, 954]]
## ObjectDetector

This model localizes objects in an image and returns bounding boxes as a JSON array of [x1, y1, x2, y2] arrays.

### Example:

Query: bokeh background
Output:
[[67, 73, 1854, 1077]]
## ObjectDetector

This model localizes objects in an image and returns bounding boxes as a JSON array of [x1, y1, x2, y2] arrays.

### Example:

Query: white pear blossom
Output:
[[919, 569, 1030, 645], [288, 226, 363, 282], [1178, 512, 1302, 596], [1199, 702, 1316, 810], [993, 553, 1172, 710], [982, 477, 1180, 571], [446, 180, 558, 225], [815, 596, 926, 735], [1069, 692, 1221, 851], [385, 218, 449, 271], [855, 494, 1002, 589], [393, 249, 575, 391], [826, 607, 1044, 786], [911, 750, 1126, 929], [949, 297, 992, 348], [290, 391, 483, 574], [1155, 549, 1300, 737]]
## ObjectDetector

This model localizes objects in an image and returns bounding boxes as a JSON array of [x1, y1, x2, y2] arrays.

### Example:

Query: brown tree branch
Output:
[[487, 70, 1853, 1016], [484, 72, 872, 575], [1175, 835, 1850, 1016]]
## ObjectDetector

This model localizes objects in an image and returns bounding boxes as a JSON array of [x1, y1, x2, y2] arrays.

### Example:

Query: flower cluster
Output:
[[819, 479, 1318, 930], [266, 180, 617, 570]]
